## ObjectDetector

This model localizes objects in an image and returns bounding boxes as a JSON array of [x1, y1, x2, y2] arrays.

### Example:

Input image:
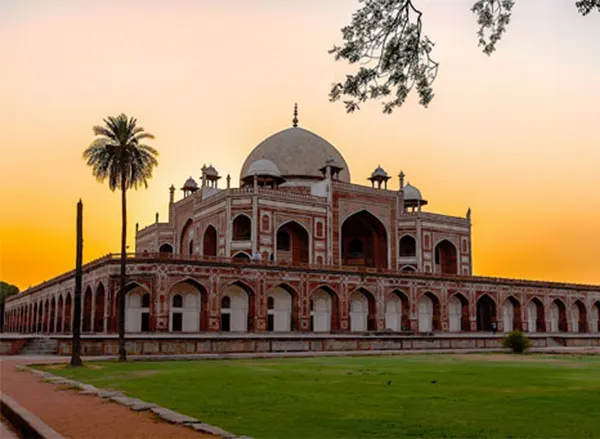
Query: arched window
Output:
[[232, 215, 251, 241], [341, 210, 388, 268], [434, 240, 458, 274], [172, 294, 183, 308], [203, 226, 217, 257], [159, 243, 173, 254], [276, 230, 291, 251], [399, 235, 416, 257]]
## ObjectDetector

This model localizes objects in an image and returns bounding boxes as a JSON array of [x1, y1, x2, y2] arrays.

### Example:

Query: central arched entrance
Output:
[[385, 290, 409, 331], [341, 210, 388, 269], [276, 221, 310, 264], [476, 295, 496, 331], [448, 293, 469, 332], [434, 240, 458, 274], [502, 296, 521, 332]]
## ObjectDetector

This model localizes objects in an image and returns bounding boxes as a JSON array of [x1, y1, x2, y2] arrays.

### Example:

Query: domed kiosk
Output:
[[240, 106, 351, 186]]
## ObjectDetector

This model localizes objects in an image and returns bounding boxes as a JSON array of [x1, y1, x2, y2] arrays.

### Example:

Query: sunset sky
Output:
[[1, 0, 599, 290]]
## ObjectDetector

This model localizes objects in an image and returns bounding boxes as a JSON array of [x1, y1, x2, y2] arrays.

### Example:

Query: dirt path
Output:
[[0, 359, 216, 439]]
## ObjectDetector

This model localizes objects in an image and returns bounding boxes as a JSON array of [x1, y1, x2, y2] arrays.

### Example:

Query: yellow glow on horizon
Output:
[[1, 0, 599, 290]]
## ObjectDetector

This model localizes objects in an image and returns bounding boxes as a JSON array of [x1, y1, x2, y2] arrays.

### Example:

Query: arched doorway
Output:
[[477, 295, 496, 331], [203, 225, 217, 257], [550, 299, 567, 333], [94, 284, 105, 333], [159, 243, 173, 255], [64, 295, 72, 333], [399, 235, 416, 257], [232, 215, 251, 241], [56, 296, 64, 333], [572, 300, 587, 333], [310, 287, 340, 332], [43, 298, 50, 333], [593, 302, 600, 333], [124, 285, 151, 333], [527, 298, 545, 333], [349, 289, 376, 332], [502, 296, 521, 332], [220, 283, 253, 332], [49, 297, 56, 333], [418, 292, 440, 333], [448, 293, 469, 332], [434, 240, 457, 274], [169, 280, 206, 332], [341, 210, 388, 269], [180, 219, 194, 256], [276, 222, 310, 264], [385, 290, 409, 331], [267, 285, 296, 332], [82, 287, 92, 333]]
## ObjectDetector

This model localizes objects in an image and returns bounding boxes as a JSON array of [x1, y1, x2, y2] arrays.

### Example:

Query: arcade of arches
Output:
[[5, 281, 600, 336]]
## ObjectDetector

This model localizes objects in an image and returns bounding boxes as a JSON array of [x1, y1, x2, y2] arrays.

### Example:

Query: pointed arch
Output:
[[232, 214, 252, 241], [448, 293, 470, 332], [550, 299, 567, 332], [384, 289, 409, 331], [502, 296, 522, 332], [232, 251, 251, 260], [476, 294, 497, 331], [527, 297, 545, 333], [81, 286, 93, 333], [341, 210, 388, 269], [275, 221, 310, 264], [203, 225, 218, 257], [64, 294, 72, 333], [56, 295, 64, 333], [49, 297, 56, 333], [169, 278, 208, 332], [219, 281, 255, 332], [417, 291, 441, 332], [123, 283, 152, 333], [267, 283, 299, 332], [309, 286, 340, 332], [43, 298, 50, 333], [434, 239, 458, 274], [94, 283, 105, 332], [399, 234, 416, 257], [572, 299, 587, 333], [592, 301, 600, 333], [159, 243, 173, 255], [180, 218, 194, 256], [349, 287, 376, 332]]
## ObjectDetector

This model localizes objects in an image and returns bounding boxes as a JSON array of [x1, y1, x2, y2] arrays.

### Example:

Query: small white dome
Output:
[[403, 183, 423, 201], [371, 165, 388, 178], [243, 159, 282, 178], [183, 176, 198, 189], [205, 165, 218, 177]]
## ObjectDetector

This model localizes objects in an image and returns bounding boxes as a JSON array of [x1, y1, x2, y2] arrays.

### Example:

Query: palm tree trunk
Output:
[[71, 200, 84, 366], [118, 178, 128, 362]]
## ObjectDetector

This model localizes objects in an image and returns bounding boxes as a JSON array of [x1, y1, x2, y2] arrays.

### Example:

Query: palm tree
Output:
[[83, 114, 158, 361]]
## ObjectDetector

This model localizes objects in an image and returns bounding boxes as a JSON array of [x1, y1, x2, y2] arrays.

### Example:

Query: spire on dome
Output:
[[292, 103, 299, 127]]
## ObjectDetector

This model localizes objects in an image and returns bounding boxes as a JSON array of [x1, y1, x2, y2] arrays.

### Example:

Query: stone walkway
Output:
[[0, 358, 216, 439]]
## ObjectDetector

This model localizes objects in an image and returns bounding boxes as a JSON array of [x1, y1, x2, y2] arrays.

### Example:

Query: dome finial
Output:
[[292, 103, 299, 127]]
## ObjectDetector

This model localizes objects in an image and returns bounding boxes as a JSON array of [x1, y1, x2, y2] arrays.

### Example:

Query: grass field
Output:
[[41, 354, 600, 438]]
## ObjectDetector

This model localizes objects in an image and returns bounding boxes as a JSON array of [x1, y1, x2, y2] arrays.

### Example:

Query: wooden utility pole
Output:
[[70, 199, 83, 367]]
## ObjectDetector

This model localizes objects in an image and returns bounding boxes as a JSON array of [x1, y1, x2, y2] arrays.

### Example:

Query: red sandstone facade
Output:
[[4, 121, 600, 335]]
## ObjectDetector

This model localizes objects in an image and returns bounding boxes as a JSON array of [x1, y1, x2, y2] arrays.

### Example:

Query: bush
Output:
[[502, 331, 531, 354]]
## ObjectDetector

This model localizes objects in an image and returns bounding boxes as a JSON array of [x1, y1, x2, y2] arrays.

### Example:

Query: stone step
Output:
[[18, 338, 58, 355]]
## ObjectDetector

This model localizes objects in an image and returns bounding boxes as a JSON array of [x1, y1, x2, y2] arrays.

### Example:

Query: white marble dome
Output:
[[241, 127, 351, 184], [183, 176, 198, 189], [243, 158, 281, 178], [403, 183, 424, 201]]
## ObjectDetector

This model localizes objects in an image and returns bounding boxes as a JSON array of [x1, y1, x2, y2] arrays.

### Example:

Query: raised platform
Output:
[[2, 333, 600, 356]]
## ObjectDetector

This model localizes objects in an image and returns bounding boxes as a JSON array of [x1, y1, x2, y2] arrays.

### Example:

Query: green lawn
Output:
[[40, 354, 600, 438]]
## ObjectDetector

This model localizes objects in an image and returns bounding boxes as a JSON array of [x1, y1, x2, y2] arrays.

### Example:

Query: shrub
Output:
[[503, 331, 531, 354]]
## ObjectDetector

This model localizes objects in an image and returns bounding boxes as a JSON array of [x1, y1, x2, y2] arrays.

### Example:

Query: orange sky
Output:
[[1, 0, 599, 290]]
